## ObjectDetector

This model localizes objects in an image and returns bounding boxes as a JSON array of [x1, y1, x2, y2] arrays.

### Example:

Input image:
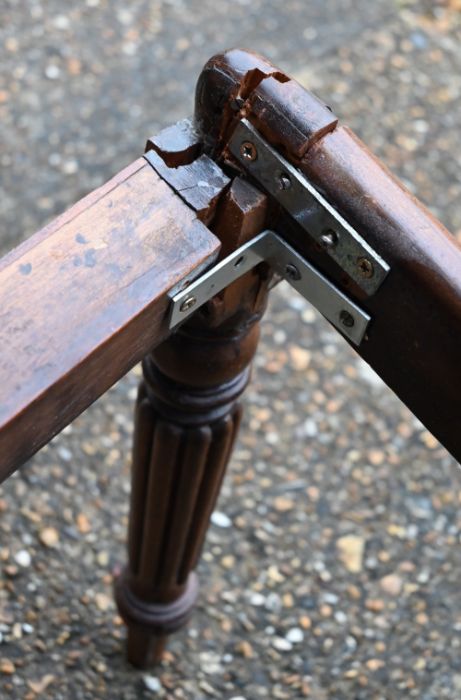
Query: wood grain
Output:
[[196, 49, 461, 464], [0, 158, 220, 481], [300, 127, 461, 463], [115, 172, 271, 668]]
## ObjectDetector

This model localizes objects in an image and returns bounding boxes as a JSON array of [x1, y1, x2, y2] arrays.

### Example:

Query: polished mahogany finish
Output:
[[0, 160, 221, 482], [196, 48, 461, 463], [115, 119, 271, 666]]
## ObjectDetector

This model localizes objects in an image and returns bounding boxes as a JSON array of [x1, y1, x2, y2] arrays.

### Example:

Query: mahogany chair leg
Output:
[[115, 316, 262, 667], [114, 170, 270, 668]]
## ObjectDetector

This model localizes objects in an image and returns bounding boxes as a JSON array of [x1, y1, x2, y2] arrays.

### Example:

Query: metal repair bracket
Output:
[[228, 119, 390, 296], [168, 117, 392, 346], [169, 230, 371, 346]]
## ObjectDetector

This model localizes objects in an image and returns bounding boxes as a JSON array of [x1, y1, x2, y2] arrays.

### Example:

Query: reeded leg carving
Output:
[[115, 168, 271, 667], [115, 324, 258, 667]]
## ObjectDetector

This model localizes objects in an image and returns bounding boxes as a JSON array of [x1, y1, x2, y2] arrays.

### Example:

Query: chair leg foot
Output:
[[115, 568, 199, 668], [126, 628, 166, 669]]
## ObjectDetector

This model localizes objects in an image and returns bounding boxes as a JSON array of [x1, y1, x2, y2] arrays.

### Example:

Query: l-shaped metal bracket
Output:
[[156, 116, 391, 346], [169, 230, 371, 345]]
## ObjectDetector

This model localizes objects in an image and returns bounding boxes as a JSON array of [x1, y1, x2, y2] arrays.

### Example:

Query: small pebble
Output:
[[235, 640, 254, 658], [39, 527, 59, 548], [76, 513, 91, 534], [0, 659, 15, 675], [221, 555, 236, 569], [322, 592, 339, 605], [143, 675, 162, 693], [273, 496, 294, 512], [94, 593, 112, 612], [249, 592, 266, 606], [345, 636, 358, 651], [272, 637, 293, 652], [334, 611, 348, 624], [45, 64, 61, 80], [14, 550, 31, 567], [336, 535, 365, 573], [380, 574, 403, 596], [210, 511, 232, 528], [285, 627, 304, 644]]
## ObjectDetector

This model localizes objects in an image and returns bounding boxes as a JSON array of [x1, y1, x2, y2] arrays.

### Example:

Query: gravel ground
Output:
[[1, 1, 461, 698]]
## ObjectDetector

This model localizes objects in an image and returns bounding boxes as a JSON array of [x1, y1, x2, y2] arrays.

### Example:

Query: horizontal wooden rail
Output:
[[0, 158, 220, 482]]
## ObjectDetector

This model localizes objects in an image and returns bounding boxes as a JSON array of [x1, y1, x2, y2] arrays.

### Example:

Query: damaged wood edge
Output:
[[143, 115, 271, 258], [195, 49, 339, 163], [145, 117, 202, 168], [144, 119, 232, 227], [144, 116, 273, 330]]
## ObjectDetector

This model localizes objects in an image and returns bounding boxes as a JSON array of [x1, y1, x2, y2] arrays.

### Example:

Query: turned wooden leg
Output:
[[115, 319, 260, 667], [114, 158, 271, 667]]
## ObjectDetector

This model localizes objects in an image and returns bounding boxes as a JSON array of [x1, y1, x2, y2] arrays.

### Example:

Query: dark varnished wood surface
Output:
[[116, 118, 272, 669], [301, 127, 461, 462], [0, 158, 220, 482], [196, 49, 461, 463]]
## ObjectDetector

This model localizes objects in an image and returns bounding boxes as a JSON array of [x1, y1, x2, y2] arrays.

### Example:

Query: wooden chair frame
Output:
[[1, 49, 460, 668]]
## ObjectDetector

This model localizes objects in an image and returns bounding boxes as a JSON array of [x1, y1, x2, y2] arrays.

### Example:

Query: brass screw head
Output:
[[240, 141, 257, 162], [357, 256, 374, 278]]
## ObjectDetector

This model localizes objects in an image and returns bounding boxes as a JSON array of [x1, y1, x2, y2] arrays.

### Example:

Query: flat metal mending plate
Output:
[[169, 230, 371, 346], [228, 119, 389, 296]]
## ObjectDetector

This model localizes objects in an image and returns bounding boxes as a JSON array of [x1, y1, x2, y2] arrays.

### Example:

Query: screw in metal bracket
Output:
[[285, 263, 301, 281], [278, 173, 291, 191], [339, 309, 355, 328], [320, 229, 339, 249], [357, 256, 374, 278], [240, 141, 258, 162], [169, 231, 370, 345], [228, 118, 390, 294], [180, 295, 197, 312]]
